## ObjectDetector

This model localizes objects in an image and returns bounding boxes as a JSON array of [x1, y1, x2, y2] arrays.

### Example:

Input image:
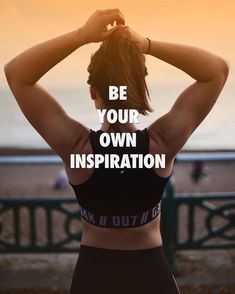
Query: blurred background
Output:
[[0, 1, 235, 293], [0, 0, 234, 150]]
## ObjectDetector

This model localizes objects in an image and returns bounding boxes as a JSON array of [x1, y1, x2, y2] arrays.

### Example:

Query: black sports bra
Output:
[[69, 128, 171, 228]]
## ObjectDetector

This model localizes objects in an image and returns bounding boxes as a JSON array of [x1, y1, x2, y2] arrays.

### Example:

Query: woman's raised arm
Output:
[[4, 9, 124, 161], [147, 40, 229, 163], [123, 26, 229, 163]]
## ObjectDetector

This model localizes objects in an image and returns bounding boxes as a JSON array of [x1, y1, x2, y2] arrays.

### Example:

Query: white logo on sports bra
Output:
[[120, 169, 125, 175]]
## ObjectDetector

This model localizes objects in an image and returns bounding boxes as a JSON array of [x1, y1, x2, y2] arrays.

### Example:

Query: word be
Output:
[[109, 86, 127, 100]]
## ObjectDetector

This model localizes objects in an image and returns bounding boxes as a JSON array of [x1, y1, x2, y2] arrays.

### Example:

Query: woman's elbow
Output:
[[223, 59, 230, 78], [4, 62, 15, 85], [4, 61, 24, 88], [4, 62, 11, 79], [218, 58, 230, 80]]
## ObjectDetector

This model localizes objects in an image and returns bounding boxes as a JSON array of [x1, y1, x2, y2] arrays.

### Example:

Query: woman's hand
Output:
[[79, 9, 125, 44], [120, 26, 149, 54]]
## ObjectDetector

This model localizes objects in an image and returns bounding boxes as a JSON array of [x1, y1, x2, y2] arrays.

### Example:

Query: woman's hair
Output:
[[87, 28, 153, 115]]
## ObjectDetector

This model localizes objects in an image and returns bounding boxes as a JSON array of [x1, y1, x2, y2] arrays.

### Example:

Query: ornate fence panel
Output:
[[175, 193, 235, 250], [162, 178, 235, 272], [0, 197, 82, 253]]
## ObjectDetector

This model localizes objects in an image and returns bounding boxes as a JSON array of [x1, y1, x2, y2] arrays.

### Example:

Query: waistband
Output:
[[78, 244, 166, 268], [79, 201, 161, 228]]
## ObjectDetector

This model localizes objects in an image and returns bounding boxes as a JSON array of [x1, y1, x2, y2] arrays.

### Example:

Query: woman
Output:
[[4, 9, 229, 294]]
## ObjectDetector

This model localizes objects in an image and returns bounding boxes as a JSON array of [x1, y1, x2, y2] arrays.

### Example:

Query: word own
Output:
[[99, 132, 136, 147]]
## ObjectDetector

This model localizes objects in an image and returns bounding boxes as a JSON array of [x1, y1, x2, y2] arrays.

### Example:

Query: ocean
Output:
[[0, 86, 234, 151]]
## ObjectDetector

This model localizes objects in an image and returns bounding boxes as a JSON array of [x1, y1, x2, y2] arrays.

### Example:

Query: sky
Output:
[[0, 0, 234, 90]]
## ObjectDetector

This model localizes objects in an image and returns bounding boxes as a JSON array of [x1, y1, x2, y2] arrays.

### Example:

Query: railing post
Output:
[[161, 176, 178, 274]]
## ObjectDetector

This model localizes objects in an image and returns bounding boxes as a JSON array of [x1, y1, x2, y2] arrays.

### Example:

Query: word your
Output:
[[97, 109, 139, 124], [70, 153, 166, 169]]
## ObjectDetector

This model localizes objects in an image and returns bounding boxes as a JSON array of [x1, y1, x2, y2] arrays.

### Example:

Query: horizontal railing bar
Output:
[[174, 192, 235, 201], [0, 193, 235, 204], [176, 243, 235, 250], [176, 151, 235, 161], [0, 197, 76, 203], [0, 248, 80, 253], [0, 155, 62, 165], [1, 151, 235, 165]]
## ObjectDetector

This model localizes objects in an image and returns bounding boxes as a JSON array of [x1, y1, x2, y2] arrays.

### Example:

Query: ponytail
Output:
[[87, 28, 153, 118]]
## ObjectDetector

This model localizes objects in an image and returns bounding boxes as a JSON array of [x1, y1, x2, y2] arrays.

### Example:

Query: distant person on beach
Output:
[[4, 8, 229, 294], [190, 160, 207, 183]]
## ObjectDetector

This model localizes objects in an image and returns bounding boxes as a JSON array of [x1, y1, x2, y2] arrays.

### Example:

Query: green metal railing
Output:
[[0, 153, 235, 273], [161, 178, 235, 272], [0, 197, 82, 253]]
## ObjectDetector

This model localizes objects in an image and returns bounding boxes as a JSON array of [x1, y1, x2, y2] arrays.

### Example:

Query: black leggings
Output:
[[69, 244, 180, 294]]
